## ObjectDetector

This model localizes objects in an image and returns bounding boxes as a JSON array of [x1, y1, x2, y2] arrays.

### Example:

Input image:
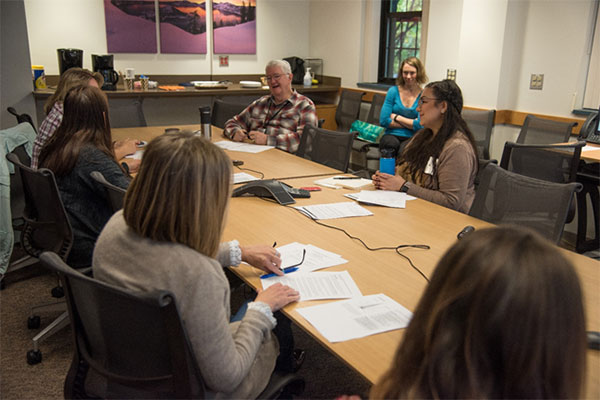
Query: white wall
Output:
[[425, 0, 463, 82], [24, 0, 310, 76]]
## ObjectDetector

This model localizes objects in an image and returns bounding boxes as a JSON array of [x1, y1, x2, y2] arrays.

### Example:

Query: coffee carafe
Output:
[[57, 48, 83, 75], [92, 54, 119, 91]]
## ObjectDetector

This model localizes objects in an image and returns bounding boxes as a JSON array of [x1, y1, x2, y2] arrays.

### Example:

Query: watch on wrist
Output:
[[400, 182, 409, 193], [393, 115, 399, 123]]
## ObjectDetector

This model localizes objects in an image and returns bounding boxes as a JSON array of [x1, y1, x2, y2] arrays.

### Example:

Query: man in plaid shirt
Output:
[[224, 60, 318, 153]]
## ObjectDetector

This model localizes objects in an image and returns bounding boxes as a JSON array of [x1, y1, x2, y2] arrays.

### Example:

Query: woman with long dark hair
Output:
[[373, 79, 478, 213]]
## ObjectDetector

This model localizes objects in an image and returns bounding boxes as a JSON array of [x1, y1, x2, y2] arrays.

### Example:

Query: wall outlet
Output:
[[446, 68, 457, 80], [529, 74, 544, 90], [219, 56, 229, 67]]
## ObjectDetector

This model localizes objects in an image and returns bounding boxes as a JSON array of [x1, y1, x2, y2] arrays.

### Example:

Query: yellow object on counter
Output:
[[32, 65, 47, 89]]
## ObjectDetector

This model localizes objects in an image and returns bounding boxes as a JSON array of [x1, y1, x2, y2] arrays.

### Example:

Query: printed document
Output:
[[296, 294, 413, 342], [261, 271, 361, 301], [276, 242, 347, 273], [295, 202, 373, 220], [345, 190, 416, 208], [214, 140, 274, 153], [314, 176, 372, 189], [233, 172, 260, 184]]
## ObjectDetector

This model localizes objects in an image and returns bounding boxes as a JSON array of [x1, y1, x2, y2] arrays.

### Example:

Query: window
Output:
[[378, 0, 423, 84]]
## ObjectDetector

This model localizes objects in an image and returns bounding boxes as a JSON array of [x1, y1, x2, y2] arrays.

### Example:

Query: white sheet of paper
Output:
[[345, 190, 416, 208], [214, 140, 274, 153], [582, 145, 600, 152], [276, 242, 347, 273], [125, 149, 144, 160], [233, 172, 260, 184], [261, 271, 361, 301], [314, 176, 372, 189], [295, 202, 373, 220], [296, 294, 413, 342]]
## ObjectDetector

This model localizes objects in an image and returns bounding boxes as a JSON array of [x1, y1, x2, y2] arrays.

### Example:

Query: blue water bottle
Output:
[[379, 148, 396, 175]]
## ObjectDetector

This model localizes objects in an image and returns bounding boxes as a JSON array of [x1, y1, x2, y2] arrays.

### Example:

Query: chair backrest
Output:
[[462, 108, 495, 160], [500, 141, 584, 184], [7, 107, 37, 133], [211, 99, 249, 129], [297, 125, 354, 172], [469, 163, 582, 244], [90, 171, 127, 213], [6, 153, 73, 260], [335, 89, 364, 132], [39, 252, 206, 399], [365, 94, 386, 126], [109, 99, 147, 128], [516, 114, 576, 144], [7, 144, 31, 225]]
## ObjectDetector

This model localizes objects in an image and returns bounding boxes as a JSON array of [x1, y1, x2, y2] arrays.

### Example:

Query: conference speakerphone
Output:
[[232, 180, 311, 205]]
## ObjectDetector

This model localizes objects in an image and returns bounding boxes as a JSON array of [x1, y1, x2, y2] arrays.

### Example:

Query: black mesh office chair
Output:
[[90, 171, 126, 213], [335, 89, 364, 132], [5, 152, 73, 365], [469, 163, 582, 244], [516, 114, 576, 144], [297, 125, 355, 172], [351, 94, 386, 173], [462, 108, 495, 159], [109, 99, 147, 128], [365, 93, 386, 126], [7, 107, 37, 133], [211, 99, 249, 129], [40, 252, 305, 399]]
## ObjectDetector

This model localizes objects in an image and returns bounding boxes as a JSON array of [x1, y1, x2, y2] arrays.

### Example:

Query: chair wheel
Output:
[[26, 350, 42, 365], [51, 286, 64, 298], [27, 315, 41, 329], [0, 279, 5, 290]]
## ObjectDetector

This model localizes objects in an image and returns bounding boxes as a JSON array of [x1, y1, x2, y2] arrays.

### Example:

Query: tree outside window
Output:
[[378, 0, 423, 84]]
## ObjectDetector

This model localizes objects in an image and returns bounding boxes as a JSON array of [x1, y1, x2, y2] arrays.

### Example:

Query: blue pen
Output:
[[260, 266, 299, 279]]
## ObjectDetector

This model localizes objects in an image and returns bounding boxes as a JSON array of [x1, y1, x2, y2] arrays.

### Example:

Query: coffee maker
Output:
[[57, 48, 83, 75], [92, 54, 119, 91]]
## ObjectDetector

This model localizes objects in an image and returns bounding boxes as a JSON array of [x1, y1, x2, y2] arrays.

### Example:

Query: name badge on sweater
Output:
[[424, 156, 436, 175]]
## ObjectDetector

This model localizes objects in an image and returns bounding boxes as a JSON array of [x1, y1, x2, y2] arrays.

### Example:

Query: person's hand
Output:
[[232, 130, 247, 142], [372, 171, 405, 191], [248, 130, 268, 145], [256, 283, 300, 311], [241, 244, 283, 276], [122, 158, 141, 174], [113, 138, 139, 159]]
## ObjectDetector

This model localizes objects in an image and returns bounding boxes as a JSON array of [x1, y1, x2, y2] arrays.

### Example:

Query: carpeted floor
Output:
[[1, 256, 371, 399]]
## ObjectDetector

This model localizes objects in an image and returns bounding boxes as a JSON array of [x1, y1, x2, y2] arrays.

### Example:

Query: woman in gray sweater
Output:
[[93, 132, 299, 398]]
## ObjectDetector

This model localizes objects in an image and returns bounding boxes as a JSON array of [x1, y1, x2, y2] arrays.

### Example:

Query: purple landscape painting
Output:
[[213, 0, 256, 54], [104, 0, 157, 53], [159, 0, 207, 54]]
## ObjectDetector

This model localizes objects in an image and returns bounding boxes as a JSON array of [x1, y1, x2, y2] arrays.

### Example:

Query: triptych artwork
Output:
[[104, 0, 256, 54]]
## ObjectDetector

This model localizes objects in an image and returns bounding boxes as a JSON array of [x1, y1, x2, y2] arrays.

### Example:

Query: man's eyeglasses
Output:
[[265, 74, 284, 82], [418, 96, 439, 106]]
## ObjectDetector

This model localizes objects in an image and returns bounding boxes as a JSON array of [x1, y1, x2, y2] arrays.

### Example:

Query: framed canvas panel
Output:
[[213, 0, 256, 54], [104, 0, 157, 53], [159, 0, 207, 54]]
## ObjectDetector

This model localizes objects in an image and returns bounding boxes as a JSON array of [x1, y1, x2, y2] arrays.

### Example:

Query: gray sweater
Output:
[[92, 211, 278, 399]]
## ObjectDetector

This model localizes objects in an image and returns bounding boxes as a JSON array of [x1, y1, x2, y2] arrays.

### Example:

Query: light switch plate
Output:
[[530, 74, 544, 90], [446, 69, 457, 80]]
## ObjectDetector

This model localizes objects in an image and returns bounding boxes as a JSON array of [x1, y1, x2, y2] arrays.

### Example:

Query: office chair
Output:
[[351, 93, 386, 173], [5, 152, 74, 365], [335, 89, 364, 133], [462, 108, 495, 160], [40, 252, 305, 399], [90, 171, 126, 213], [297, 125, 355, 172], [109, 99, 147, 128], [7, 107, 37, 133], [516, 114, 576, 144], [469, 163, 582, 244], [211, 98, 249, 129]]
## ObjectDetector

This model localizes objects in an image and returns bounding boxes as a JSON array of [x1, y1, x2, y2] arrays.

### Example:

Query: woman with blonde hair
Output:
[[379, 57, 428, 156], [32, 67, 138, 170], [371, 226, 587, 399], [93, 132, 300, 398]]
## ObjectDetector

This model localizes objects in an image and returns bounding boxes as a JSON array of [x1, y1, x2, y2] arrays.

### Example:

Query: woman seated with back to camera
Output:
[[93, 132, 300, 399], [32, 67, 139, 172], [372, 80, 478, 213], [370, 226, 586, 399]]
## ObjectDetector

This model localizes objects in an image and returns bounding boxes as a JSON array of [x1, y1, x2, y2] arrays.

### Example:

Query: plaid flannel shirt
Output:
[[31, 102, 63, 169], [223, 91, 318, 153]]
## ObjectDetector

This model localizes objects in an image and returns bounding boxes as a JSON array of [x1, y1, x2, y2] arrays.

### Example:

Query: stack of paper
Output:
[[314, 176, 372, 189], [296, 294, 413, 342], [233, 172, 260, 184], [261, 271, 361, 301], [214, 141, 274, 153], [277, 242, 348, 273], [295, 202, 373, 220], [345, 190, 416, 208]]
